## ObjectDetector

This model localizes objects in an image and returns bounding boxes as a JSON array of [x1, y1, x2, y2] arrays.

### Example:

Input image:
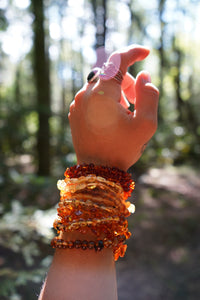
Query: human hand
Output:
[[68, 45, 159, 171]]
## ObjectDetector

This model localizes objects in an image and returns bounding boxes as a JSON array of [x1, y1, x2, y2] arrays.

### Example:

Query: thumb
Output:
[[134, 71, 159, 123]]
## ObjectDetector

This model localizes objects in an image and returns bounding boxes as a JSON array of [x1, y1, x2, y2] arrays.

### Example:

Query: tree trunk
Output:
[[91, 0, 107, 49], [158, 0, 167, 122], [173, 38, 200, 145], [173, 44, 184, 123], [31, 0, 51, 176]]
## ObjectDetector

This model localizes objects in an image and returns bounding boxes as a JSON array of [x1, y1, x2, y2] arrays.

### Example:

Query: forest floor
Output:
[[117, 166, 200, 300], [0, 161, 200, 300]]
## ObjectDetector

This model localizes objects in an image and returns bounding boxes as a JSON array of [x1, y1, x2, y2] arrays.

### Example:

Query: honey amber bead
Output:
[[62, 241, 69, 249], [113, 237, 119, 248], [130, 182, 135, 190], [95, 240, 104, 251], [68, 241, 74, 249], [57, 180, 67, 191], [118, 235, 126, 243], [57, 239, 64, 248], [103, 238, 112, 248], [72, 223, 80, 230], [87, 183, 97, 189], [74, 240, 82, 249], [57, 238, 63, 243], [114, 250, 120, 261], [88, 241, 95, 249], [64, 164, 134, 194], [124, 231, 131, 239], [81, 240, 88, 250], [120, 244, 127, 257]]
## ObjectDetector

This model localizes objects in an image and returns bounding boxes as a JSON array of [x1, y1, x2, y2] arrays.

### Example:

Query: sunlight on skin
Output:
[[69, 45, 159, 171]]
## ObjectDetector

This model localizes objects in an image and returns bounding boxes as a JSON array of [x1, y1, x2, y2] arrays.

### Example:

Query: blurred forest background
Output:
[[0, 0, 200, 299]]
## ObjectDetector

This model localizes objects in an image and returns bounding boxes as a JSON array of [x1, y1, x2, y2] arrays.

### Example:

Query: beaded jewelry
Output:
[[64, 164, 135, 194], [51, 164, 135, 261]]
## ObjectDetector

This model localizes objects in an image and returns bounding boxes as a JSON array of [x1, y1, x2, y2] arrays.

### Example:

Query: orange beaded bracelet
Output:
[[51, 164, 135, 260], [64, 164, 135, 195]]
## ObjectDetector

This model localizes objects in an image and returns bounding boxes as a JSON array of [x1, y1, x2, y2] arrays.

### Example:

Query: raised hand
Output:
[[68, 45, 159, 171]]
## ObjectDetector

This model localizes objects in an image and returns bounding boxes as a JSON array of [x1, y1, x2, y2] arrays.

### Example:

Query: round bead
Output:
[[95, 240, 104, 251], [104, 239, 112, 248], [88, 241, 95, 249], [62, 241, 68, 249], [74, 240, 82, 249], [81, 240, 88, 250], [68, 241, 74, 249]]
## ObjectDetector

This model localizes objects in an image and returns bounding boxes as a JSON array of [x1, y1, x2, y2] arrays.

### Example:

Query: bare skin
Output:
[[69, 45, 159, 170], [39, 44, 159, 300]]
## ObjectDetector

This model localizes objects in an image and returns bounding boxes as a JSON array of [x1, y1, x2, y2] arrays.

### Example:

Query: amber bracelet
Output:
[[64, 164, 135, 194], [57, 174, 135, 214], [51, 165, 135, 260], [51, 236, 128, 260], [51, 237, 113, 251], [58, 174, 124, 197]]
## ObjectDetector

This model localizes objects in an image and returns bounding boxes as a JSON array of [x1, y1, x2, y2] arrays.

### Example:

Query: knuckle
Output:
[[74, 87, 86, 102], [69, 100, 75, 112]]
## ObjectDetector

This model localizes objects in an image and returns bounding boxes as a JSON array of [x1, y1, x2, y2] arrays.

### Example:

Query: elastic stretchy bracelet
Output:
[[51, 164, 135, 261], [64, 164, 134, 194]]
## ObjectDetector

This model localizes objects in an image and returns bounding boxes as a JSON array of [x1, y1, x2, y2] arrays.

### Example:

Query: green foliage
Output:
[[0, 176, 55, 299]]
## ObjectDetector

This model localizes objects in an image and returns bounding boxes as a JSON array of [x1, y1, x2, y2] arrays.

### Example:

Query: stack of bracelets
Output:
[[51, 164, 135, 261]]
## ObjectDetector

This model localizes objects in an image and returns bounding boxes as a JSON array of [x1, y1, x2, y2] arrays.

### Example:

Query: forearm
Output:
[[39, 172, 121, 300], [39, 246, 117, 300]]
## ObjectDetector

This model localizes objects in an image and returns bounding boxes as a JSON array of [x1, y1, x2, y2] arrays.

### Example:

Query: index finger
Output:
[[100, 45, 150, 82], [118, 44, 150, 75], [97, 45, 150, 99]]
